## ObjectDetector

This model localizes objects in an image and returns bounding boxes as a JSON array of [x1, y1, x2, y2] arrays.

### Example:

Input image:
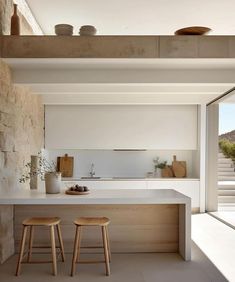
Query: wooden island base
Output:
[[14, 204, 179, 253]]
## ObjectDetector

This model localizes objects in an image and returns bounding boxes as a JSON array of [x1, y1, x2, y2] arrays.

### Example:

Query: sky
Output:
[[219, 104, 235, 134]]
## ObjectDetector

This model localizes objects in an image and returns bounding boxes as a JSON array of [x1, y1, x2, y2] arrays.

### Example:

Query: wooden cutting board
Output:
[[57, 154, 74, 177], [172, 155, 187, 178], [161, 165, 174, 178]]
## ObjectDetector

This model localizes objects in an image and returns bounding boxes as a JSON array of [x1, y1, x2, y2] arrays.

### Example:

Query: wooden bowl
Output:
[[65, 190, 90, 195], [55, 24, 73, 36], [79, 25, 97, 36], [174, 26, 211, 35]]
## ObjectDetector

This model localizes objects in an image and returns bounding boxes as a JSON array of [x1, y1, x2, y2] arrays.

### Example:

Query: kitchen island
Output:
[[0, 189, 191, 262]]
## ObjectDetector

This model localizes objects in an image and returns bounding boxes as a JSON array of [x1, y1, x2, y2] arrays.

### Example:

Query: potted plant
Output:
[[20, 152, 61, 194], [153, 157, 167, 178]]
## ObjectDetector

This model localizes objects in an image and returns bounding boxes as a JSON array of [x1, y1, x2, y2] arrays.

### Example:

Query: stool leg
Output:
[[102, 226, 110, 276], [27, 226, 34, 262], [76, 226, 82, 263], [15, 225, 28, 276], [50, 225, 57, 276], [71, 225, 81, 276], [56, 224, 65, 262], [105, 226, 111, 262]]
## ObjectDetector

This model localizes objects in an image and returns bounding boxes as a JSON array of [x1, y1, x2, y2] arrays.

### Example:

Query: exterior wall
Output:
[[0, 0, 34, 35], [0, 59, 44, 263]]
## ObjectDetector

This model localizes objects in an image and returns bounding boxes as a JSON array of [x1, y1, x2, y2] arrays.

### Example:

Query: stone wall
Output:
[[0, 59, 44, 263], [0, 59, 44, 192], [0, 0, 34, 35]]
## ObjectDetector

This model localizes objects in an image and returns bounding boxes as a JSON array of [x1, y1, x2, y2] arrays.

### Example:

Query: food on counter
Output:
[[68, 184, 89, 192]]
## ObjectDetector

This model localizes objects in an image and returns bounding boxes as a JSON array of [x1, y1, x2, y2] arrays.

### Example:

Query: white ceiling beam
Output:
[[12, 69, 235, 84], [20, 83, 232, 95], [42, 93, 219, 105]]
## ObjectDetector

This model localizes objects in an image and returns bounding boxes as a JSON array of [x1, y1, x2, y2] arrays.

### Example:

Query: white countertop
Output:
[[62, 177, 199, 181], [0, 188, 191, 205]]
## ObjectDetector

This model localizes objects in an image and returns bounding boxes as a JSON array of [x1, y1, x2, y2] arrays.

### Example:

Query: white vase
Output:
[[44, 172, 61, 194], [154, 168, 161, 178]]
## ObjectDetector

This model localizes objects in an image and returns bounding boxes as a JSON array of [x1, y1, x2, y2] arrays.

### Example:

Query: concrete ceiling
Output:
[[26, 0, 235, 35]]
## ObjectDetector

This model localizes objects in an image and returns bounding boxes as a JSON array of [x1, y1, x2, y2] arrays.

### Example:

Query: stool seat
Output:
[[74, 217, 110, 226], [23, 217, 60, 226]]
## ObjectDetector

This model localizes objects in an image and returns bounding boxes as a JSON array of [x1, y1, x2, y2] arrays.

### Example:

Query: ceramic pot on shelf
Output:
[[44, 172, 61, 194], [11, 4, 20, 35]]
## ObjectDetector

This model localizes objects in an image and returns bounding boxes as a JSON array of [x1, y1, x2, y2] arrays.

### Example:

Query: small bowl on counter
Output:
[[79, 25, 97, 36], [55, 24, 73, 36]]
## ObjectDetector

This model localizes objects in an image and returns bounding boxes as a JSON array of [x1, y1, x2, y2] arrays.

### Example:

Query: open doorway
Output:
[[209, 92, 235, 229], [218, 103, 235, 210]]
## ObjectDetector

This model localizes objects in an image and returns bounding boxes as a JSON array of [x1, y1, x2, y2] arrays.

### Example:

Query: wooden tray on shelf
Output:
[[65, 190, 90, 195]]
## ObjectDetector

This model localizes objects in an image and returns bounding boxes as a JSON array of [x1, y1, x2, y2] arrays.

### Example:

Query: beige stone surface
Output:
[[0, 59, 44, 263], [198, 36, 229, 58], [1, 35, 235, 58], [0, 0, 12, 35], [159, 36, 198, 58], [1, 35, 159, 58], [0, 151, 4, 168], [0, 205, 13, 264], [229, 37, 235, 58]]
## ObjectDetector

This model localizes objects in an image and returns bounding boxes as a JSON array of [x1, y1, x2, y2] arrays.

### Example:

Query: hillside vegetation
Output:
[[219, 130, 235, 162]]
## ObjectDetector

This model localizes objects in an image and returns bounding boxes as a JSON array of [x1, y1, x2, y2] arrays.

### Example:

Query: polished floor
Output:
[[192, 213, 235, 282], [0, 242, 227, 282]]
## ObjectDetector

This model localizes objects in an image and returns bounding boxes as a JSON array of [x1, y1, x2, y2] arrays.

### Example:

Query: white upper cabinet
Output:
[[45, 105, 198, 150]]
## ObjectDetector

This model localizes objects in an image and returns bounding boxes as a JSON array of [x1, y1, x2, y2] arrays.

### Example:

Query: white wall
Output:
[[45, 105, 198, 150], [47, 149, 197, 178]]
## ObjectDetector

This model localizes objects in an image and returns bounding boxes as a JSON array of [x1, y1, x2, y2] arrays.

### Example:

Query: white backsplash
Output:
[[46, 149, 198, 178]]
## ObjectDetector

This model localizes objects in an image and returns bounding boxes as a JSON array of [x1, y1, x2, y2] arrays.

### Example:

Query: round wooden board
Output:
[[65, 190, 90, 195], [174, 26, 211, 35]]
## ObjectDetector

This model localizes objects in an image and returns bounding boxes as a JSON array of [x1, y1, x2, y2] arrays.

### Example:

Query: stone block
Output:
[[0, 237, 14, 264], [0, 151, 5, 169], [0, 175, 8, 191], [0, 131, 14, 151], [160, 36, 198, 58], [198, 36, 229, 58], [0, 0, 13, 35], [228, 37, 235, 58], [4, 151, 19, 169], [0, 111, 14, 127], [0, 205, 14, 224], [2, 36, 159, 58]]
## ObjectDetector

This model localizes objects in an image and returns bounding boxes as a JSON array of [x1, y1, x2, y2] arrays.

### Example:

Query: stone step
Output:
[[218, 171, 235, 176], [218, 163, 234, 168], [218, 158, 234, 164], [218, 176, 235, 181], [218, 185, 235, 190], [218, 190, 235, 196], [218, 196, 235, 203], [218, 167, 235, 172], [218, 152, 225, 158]]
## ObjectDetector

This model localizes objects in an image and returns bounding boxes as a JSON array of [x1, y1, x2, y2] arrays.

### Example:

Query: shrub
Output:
[[219, 139, 235, 163]]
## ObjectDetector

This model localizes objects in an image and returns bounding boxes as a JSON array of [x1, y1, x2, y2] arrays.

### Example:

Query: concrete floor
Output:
[[0, 242, 227, 282], [192, 213, 235, 282]]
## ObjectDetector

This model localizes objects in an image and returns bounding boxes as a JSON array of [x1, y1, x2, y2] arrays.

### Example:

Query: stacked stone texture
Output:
[[0, 0, 41, 264], [0, 59, 44, 263], [0, 0, 12, 35]]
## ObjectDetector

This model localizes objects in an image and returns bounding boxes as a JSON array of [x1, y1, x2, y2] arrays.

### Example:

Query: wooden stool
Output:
[[71, 217, 111, 276], [15, 217, 65, 276]]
